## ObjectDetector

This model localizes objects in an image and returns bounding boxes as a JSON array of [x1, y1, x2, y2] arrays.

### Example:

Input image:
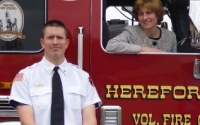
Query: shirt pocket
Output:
[[66, 87, 86, 110], [30, 86, 52, 110]]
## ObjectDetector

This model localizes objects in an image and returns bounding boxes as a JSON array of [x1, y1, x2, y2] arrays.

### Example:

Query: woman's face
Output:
[[138, 6, 158, 30]]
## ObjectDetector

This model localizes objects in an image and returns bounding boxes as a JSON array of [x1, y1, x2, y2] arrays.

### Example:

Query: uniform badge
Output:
[[34, 83, 44, 87], [89, 76, 94, 87], [14, 73, 24, 81]]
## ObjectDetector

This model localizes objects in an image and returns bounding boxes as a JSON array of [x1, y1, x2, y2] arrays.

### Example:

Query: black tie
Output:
[[51, 66, 64, 125]]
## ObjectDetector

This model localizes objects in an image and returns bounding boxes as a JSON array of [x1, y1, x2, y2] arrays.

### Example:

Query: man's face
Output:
[[40, 26, 69, 60]]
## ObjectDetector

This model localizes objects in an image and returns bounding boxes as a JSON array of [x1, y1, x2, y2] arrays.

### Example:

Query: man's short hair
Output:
[[41, 20, 68, 38]]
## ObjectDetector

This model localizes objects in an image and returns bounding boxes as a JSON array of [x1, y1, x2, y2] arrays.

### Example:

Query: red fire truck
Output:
[[1, 0, 200, 124]]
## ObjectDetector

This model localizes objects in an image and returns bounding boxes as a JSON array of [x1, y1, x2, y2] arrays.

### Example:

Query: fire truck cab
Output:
[[1, 0, 200, 124]]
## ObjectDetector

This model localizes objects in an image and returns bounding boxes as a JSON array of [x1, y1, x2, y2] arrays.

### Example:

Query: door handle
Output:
[[78, 26, 83, 69], [193, 59, 200, 79]]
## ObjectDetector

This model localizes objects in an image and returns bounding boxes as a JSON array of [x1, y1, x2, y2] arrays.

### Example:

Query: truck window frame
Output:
[[101, 0, 200, 54]]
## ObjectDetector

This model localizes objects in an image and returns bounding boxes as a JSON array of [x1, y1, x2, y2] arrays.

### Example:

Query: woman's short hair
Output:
[[133, 0, 165, 25]]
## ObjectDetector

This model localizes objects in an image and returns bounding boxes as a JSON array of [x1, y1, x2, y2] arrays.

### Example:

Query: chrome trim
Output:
[[101, 105, 121, 125], [78, 26, 84, 69], [0, 96, 18, 117], [193, 59, 200, 79]]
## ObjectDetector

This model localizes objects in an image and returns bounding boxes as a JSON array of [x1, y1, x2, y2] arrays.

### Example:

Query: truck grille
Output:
[[0, 96, 18, 117]]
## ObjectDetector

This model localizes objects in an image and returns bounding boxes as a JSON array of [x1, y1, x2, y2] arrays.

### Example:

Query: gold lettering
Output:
[[187, 86, 200, 99], [132, 113, 140, 124], [133, 85, 146, 99], [132, 113, 156, 125], [147, 86, 159, 99], [198, 115, 200, 125], [163, 114, 191, 125], [173, 86, 186, 99], [106, 85, 118, 98], [105, 85, 200, 100], [141, 114, 149, 125], [184, 114, 191, 125], [120, 85, 131, 98], [163, 114, 170, 125], [148, 114, 156, 125], [171, 114, 175, 125], [175, 114, 183, 125], [160, 86, 172, 99]]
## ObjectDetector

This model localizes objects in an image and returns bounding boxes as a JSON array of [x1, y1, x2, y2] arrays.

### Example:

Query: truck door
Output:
[[90, 0, 200, 124], [0, 0, 91, 122], [48, 0, 91, 71]]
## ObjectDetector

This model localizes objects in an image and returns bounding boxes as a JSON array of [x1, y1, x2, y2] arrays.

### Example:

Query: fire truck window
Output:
[[189, 0, 200, 50], [103, 6, 173, 52], [106, 7, 133, 39], [0, 0, 46, 53], [102, 0, 200, 53], [102, 6, 133, 49]]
